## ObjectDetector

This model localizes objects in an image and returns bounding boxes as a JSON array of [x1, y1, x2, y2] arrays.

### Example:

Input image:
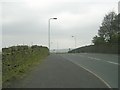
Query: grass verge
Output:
[[2, 45, 49, 87]]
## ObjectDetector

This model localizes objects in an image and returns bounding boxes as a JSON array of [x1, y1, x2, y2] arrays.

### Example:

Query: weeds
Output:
[[2, 45, 49, 84]]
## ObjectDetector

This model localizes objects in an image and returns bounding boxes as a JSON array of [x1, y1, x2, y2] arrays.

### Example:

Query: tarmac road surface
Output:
[[7, 54, 113, 88]]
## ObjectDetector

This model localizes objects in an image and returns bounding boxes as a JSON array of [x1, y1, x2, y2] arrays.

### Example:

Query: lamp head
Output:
[[53, 18, 57, 19]]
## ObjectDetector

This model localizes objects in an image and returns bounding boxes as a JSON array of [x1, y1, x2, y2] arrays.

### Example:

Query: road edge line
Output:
[[60, 55, 112, 88], [75, 63, 112, 88]]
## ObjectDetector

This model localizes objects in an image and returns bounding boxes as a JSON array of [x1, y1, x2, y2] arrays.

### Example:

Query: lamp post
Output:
[[48, 18, 57, 51], [72, 36, 76, 49]]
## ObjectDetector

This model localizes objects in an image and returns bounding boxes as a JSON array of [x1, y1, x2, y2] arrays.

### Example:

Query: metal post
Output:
[[72, 36, 77, 53], [48, 18, 57, 52], [75, 37, 76, 48], [48, 19, 50, 50], [72, 36, 76, 49]]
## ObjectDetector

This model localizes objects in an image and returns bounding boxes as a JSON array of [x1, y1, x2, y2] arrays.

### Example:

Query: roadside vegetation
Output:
[[2, 45, 49, 84], [69, 11, 120, 54]]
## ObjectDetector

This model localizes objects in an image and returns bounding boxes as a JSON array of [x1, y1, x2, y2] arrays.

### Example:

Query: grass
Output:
[[2, 45, 49, 86]]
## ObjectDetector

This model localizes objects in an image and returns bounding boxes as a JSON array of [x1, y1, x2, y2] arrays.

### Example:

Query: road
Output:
[[7, 53, 118, 88], [60, 53, 119, 88]]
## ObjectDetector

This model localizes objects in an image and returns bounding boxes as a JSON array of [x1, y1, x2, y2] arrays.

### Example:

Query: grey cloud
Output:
[[2, 0, 118, 48]]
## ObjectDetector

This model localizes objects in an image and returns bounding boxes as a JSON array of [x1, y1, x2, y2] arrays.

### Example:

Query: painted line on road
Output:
[[75, 54, 119, 65], [61, 54, 117, 88], [87, 57, 101, 61], [60, 55, 112, 88], [85, 56, 119, 66], [107, 61, 119, 65], [67, 60, 112, 88], [78, 64, 112, 88]]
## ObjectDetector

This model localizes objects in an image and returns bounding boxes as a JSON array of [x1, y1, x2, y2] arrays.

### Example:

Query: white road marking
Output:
[[87, 57, 101, 61], [80, 55, 119, 65], [107, 61, 119, 65], [64, 58, 112, 88], [61, 54, 118, 88], [75, 63, 112, 88]]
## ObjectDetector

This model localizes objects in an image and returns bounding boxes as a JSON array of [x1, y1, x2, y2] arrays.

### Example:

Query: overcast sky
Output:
[[1, 0, 119, 50]]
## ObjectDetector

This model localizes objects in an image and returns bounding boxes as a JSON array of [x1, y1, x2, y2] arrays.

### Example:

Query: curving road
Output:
[[60, 53, 119, 88], [6, 53, 118, 88]]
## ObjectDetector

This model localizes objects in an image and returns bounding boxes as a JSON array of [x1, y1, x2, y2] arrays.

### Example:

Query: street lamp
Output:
[[72, 36, 76, 49], [48, 18, 57, 51]]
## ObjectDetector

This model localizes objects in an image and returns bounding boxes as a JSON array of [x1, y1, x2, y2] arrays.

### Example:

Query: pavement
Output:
[[6, 53, 112, 88]]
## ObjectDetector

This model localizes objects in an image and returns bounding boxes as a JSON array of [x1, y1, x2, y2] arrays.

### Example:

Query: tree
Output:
[[112, 13, 120, 32], [92, 35, 105, 45], [100, 11, 117, 43], [92, 11, 119, 45], [110, 13, 120, 44]]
